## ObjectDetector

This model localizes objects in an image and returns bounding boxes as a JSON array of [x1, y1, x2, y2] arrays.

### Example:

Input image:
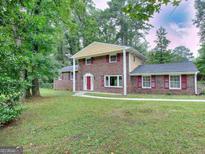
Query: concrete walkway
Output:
[[74, 93, 205, 102]]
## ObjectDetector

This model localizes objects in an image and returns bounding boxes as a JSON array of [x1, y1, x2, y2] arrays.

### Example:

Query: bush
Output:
[[0, 103, 22, 127], [0, 77, 25, 127]]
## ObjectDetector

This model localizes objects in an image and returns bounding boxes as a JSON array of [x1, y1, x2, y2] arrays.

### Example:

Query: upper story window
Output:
[[142, 76, 151, 89], [109, 54, 117, 63], [85, 58, 92, 65], [169, 75, 181, 89]]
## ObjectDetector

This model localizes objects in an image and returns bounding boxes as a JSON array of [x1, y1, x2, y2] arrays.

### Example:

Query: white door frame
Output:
[[83, 73, 94, 91]]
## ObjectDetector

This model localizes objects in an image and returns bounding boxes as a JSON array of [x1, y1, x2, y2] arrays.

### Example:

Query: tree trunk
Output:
[[31, 0, 42, 98], [32, 78, 40, 97], [25, 88, 32, 98], [24, 69, 32, 98]]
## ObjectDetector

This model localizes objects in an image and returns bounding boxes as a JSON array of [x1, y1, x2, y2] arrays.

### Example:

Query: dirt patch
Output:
[[65, 133, 84, 142], [137, 108, 154, 114], [108, 107, 168, 125], [110, 108, 133, 119], [24, 96, 54, 104], [0, 118, 19, 129]]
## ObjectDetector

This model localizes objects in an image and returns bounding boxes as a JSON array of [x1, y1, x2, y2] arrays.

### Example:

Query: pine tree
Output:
[[148, 27, 173, 64]]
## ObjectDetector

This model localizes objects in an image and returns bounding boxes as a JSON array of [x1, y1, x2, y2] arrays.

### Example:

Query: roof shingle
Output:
[[61, 65, 78, 73], [130, 62, 198, 75]]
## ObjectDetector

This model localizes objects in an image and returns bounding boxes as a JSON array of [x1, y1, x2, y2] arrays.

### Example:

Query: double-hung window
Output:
[[142, 76, 151, 88], [86, 58, 92, 65], [104, 75, 122, 88], [109, 54, 117, 63], [169, 75, 181, 89]]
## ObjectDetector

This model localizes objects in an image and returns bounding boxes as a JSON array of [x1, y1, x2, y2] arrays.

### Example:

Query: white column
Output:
[[73, 58, 76, 92], [195, 72, 198, 95], [123, 48, 127, 95]]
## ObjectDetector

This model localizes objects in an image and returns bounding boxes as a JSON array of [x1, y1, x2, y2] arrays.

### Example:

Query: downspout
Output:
[[195, 72, 198, 95], [123, 48, 127, 95], [73, 58, 76, 92]]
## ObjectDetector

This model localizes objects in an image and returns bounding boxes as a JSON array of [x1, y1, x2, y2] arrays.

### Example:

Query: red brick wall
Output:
[[77, 52, 127, 93], [54, 72, 77, 90], [54, 80, 73, 90], [129, 75, 195, 95], [76, 52, 195, 95]]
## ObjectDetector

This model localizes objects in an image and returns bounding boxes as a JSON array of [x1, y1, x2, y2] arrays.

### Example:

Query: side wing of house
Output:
[[129, 62, 199, 95], [54, 66, 78, 90]]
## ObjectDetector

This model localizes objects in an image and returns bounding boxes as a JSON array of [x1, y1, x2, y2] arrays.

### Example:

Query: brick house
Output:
[[69, 42, 199, 95], [54, 65, 78, 90]]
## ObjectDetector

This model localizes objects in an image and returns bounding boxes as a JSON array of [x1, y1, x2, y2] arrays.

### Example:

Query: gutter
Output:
[[130, 72, 199, 76]]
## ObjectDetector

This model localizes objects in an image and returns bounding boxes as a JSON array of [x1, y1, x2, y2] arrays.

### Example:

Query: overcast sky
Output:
[[92, 0, 200, 57]]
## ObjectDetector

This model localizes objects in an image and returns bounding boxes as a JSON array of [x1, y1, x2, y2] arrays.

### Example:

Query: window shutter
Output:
[[181, 75, 187, 89], [91, 57, 94, 64], [164, 75, 169, 89], [137, 76, 142, 88], [68, 72, 70, 80], [83, 58, 86, 65], [101, 75, 104, 87], [61, 74, 64, 80], [151, 75, 156, 88], [106, 55, 109, 63], [117, 53, 121, 62]]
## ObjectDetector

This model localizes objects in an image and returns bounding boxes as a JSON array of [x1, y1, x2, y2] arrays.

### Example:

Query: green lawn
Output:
[[86, 92, 205, 100], [1, 89, 205, 153]]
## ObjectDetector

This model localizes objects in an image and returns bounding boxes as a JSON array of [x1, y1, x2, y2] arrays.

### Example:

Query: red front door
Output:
[[86, 76, 91, 90]]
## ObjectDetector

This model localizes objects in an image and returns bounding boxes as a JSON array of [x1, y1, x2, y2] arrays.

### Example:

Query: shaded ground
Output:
[[1, 89, 205, 153]]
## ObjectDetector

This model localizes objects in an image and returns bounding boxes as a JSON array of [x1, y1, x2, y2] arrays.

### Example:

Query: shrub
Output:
[[0, 77, 25, 127], [0, 103, 22, 127]]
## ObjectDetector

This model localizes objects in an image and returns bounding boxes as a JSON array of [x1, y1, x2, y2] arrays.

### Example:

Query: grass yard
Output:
[[1, 89, 205, 153], [86, 92, 205, 100]]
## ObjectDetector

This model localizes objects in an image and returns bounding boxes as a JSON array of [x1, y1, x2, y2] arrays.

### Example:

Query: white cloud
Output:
[[169, 23, 187, 37], [92, 0, 109, 10], [146, 23, 200, 57], [146, 1, 200, 57]]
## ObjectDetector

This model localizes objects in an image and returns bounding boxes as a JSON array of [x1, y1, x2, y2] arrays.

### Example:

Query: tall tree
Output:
[[194, 0, 205, 43], [172, 46, 194, 62], [55, 0, 101, 65], [196, 45, 205, 77], [96, 0, 150, 54], [123, 0, 181, 20], [21, 0, 76, 97], [194, 0, 205, 76], [148, 27, 172, 64]]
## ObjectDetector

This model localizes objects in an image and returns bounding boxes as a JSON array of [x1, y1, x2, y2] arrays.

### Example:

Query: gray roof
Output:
[[61, 65, 78, 73], [130, 62, 198, 75]]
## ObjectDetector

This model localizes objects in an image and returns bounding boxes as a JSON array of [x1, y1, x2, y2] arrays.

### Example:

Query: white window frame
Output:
[[169, 75, 181, 90], [142, 75, 151, 89], [85, 57, 92, 65], [104, 75, 122, 88], [109, 54, 117, 63]]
